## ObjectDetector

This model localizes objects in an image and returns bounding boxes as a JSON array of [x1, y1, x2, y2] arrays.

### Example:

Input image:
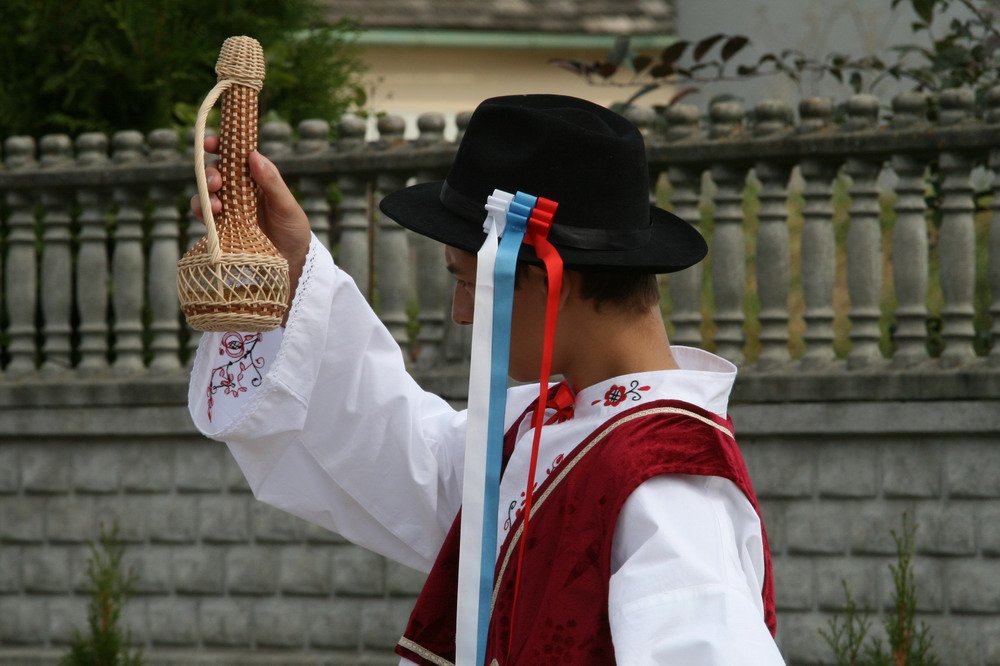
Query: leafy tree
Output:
[[0, 0, 366, 137], [62, 523, 143, 666], [552, 0, 999, 109]]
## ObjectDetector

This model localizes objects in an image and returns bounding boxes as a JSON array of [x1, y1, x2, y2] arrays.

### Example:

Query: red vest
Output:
[[396, 399, 776, 666]]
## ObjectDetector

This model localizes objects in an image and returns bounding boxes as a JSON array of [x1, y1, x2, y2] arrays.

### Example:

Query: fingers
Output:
[[189, 190, 222, 221], [204, 135, 219, 154]]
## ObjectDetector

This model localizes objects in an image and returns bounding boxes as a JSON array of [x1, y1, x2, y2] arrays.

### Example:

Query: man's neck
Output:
[[560, 306, 678, 393]]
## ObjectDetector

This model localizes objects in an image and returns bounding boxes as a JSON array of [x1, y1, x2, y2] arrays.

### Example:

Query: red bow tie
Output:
[[543, 381, 575, 425]]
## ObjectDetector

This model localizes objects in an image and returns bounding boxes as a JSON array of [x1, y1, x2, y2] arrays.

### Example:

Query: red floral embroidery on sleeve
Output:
[[591, 379, 651, 407], [206, 332, 265, 422]]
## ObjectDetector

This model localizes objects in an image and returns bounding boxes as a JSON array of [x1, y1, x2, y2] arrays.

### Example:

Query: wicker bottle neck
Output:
[[216, 83, 260, 241]]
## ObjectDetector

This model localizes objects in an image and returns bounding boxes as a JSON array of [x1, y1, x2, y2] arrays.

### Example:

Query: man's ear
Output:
[[558, 269, 578, 311]]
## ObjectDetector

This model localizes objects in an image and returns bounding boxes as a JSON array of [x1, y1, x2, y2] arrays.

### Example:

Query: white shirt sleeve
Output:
[[188, 235, 467, 572], [609, 475, 785, 665]]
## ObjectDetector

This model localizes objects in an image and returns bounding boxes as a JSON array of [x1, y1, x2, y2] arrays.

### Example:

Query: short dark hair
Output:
[[515, 263, 660, 313]]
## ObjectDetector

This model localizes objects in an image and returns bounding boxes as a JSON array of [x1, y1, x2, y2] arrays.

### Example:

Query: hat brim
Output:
[[378, 181, 707, 273]]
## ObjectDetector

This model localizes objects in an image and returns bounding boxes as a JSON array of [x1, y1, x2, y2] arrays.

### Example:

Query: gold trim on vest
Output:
[[397, 636, 455, 666]]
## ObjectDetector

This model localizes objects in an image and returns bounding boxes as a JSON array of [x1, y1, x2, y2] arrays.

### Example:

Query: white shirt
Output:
[[188, 235, 784, 665]]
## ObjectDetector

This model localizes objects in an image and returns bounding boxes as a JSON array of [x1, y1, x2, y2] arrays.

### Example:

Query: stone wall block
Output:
[[0, 445, 19, 492], [947, 560, 1000, 613], [46, 495, 95, 543], [173, 547, 224, 594], [985, 618, 1000, 666], [361, 599, 413, 649], [123, 547, 172, 594], [0, 596, 46, 644], [223, 457, 251, 493], [254, 598, 308, 648], [225, 546, 279, 595], [279, 546, 331, 596], [332, 546, 385, 595], [786, 503, 851, 555], [175, 442, 225, 492], [915, 504, 976, 556], [72, 446, 121, 493], [308, 598, 362, 649], [22, 547, 71, 593], [121, 597, 148, 645], [883, 443, 942, 498], [47, 597, 87, 645], [0, 546, 20, 592], [200, 598, 252, 647], [148, 597, 198, 646], [69, 545, 92, 592], [771, 556, 813, 611], [773, 612, 834, 665], [981, 503, 1000, 555], [303, 521, 347, 544], [1, 497, 47, 542], [386, 561, 428, 596], [816, 557, 880, 611], [922, 615, 986, 665], [199, 495, 251, 543], [94, 495, 147, 542], [946, 441, 1000, 498], [817, 442, 879, 498], [849, 502, 913, 555], [253, 502, 304, 543], [121, 444, 173, 493], [147, 494, 199, 543], [742, 440, 814, 499], [22, 446, 71, 493]]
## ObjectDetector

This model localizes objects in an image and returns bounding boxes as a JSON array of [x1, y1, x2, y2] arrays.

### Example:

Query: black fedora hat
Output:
[[378, 94, 706, 273]]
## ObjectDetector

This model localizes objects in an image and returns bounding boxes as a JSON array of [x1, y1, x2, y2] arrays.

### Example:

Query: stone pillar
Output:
[[888, 92, 931, 367], [842, 95, 886, 369], [297, 119, 332, 248], [374, 114, 412, 358], [412, 113, 448, 369], [39, 134, 74, 375], [3, 137, 39, 375], [797, 98, 840, 370], [75, 132, 111, 373], [752, 100, 794, 370], [936, 88, 978, 366], [334, 114, 371, 298], [259, 120, 292, 160], [111, 130, 147, 374], [147, 129, 182, 371], [987, 86, 1000, 366], [663, 104, 705, 349], [707, 101, 748, 364]]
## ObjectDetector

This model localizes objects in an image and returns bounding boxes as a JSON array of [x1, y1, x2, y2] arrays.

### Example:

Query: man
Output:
[[189, 95, 784, 664]]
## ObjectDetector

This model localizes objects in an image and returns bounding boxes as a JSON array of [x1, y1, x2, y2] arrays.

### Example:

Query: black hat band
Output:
[[439, 182, 651, 252]]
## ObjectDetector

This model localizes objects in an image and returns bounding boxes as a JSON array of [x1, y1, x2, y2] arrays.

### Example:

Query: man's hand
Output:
[[189, 136, 313, 321]]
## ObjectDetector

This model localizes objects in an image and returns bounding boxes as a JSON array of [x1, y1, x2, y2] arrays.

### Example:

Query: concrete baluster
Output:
[[888, 92, 931, 367], [412, 112, 448, 369], [147, 129, 182, 371], [297, 119, 333, 248], [752, 100, 794, 369], [707, 101, 748, 364], [843, 95, 886, 369], [987, 86, 1000, 366], [39, 134, 74, 374], [936, 88, 978, 366], [374, 114, 413, 359], [797, 98, 840, 369], [334, 114, 371, 297], [663, 104, 705, 348], [3, 137, 39, 375], [75, 132, 111, 373], [111, 130, 147, 373], [259, 120, 292, 160]]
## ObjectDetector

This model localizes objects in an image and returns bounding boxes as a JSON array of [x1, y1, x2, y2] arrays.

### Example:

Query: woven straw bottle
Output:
[[177, 36, 290, 331]]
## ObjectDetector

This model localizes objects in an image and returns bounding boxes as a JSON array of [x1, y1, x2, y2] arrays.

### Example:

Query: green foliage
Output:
[[553, 0, 1000, 109], [820, 515, 938, 666], [62, 523, 143, 666], [0, 0, 366, 137]]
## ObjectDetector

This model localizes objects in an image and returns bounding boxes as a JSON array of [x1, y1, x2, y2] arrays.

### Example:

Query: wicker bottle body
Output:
[[177, 38, 289, 332]]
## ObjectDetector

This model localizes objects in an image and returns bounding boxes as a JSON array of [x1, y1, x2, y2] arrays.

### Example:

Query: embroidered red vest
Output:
[[396, 399, 776, 666]]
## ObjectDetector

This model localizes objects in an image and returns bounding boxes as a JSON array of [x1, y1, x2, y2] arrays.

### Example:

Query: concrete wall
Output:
[[2, 375, 999, 665]]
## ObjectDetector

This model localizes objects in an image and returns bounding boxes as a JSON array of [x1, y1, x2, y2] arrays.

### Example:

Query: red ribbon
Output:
[[507, 196, 563, 659]]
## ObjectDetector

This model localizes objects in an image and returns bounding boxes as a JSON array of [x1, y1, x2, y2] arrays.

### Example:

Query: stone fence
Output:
[[2, 88, 1000, 665]]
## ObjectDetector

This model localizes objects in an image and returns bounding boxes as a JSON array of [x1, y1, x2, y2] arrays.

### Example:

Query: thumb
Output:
[[248, 150, 301, 222]]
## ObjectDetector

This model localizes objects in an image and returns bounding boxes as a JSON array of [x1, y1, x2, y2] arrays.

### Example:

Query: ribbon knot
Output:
[[543, 381, 575, 425]]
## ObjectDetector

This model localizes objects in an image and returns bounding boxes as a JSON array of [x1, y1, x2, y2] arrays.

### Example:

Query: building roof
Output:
[[326, 0, 674, 36]]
